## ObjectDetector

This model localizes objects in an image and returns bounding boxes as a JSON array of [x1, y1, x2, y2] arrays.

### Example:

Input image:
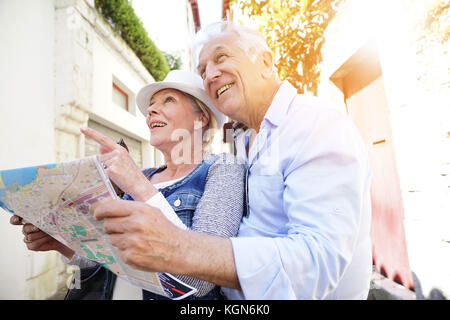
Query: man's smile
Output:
[[216, 83, 234, 98]]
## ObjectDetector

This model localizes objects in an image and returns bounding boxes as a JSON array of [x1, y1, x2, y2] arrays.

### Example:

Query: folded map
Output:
[[0, 156, 196, 299]]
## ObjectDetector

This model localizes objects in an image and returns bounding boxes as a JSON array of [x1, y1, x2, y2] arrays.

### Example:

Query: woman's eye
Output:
[[165, 96, 174, 103]]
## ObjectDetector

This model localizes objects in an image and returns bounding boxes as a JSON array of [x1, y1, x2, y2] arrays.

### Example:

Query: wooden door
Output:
[[330, 42, 414, 289]]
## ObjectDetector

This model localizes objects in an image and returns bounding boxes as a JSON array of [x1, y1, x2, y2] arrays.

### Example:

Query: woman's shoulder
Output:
[[205, 152, 244, 166], [141, 165, 166, 177], [204, 152, 246, 182]]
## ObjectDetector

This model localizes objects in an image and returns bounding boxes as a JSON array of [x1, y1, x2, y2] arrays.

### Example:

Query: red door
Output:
[[330, 42, 414, 289]]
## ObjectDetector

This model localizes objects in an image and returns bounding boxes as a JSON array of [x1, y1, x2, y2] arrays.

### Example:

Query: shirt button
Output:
[[174, 199, 181, 207]]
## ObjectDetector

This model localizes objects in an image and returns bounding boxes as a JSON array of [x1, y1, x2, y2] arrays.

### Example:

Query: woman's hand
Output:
[[9, 215, 75, 259], [80, 127, 158, 202]]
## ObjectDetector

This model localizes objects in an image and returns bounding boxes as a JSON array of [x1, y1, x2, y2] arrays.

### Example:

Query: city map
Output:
[[0, 156, 196, 299]]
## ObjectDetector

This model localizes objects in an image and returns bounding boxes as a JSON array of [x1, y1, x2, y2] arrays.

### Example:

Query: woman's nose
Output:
[[146, 103, 160, 116]]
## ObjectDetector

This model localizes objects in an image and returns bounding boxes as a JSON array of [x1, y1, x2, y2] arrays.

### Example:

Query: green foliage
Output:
[[95, 0, 170, 81], [236, 0, 343, 95], [423, 0, 449, 43], [163, 52, 182, 70]]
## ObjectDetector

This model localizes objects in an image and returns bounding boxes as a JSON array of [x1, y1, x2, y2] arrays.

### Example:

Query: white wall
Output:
[[0, 0, 56, 299], [0, 0, 158, 299], [90, 28, 151, 143], [0, 0, 55, 168]]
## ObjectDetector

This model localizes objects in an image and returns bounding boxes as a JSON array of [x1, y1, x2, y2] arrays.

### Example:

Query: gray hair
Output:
[[193, 20, 271, 67]]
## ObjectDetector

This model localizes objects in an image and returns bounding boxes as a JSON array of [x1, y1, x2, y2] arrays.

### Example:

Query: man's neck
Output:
[[246, 80, 282, 133]]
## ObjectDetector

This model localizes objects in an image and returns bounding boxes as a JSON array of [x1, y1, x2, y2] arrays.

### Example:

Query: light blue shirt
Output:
[[222, 81, 372, 299]]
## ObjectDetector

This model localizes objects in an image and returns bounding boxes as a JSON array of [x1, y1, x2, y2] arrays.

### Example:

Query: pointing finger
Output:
[[100, 145, 111, 155], [80, 126, 118, 152]]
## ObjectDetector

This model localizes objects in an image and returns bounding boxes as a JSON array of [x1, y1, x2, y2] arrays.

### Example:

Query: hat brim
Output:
[[136, 82, 226, 130]]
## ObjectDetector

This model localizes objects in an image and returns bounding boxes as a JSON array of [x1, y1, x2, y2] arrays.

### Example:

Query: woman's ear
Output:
[[198, 112, 210, 129]]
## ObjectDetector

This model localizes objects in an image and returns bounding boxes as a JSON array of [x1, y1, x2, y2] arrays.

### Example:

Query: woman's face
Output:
[[145, 88, 207, 152]]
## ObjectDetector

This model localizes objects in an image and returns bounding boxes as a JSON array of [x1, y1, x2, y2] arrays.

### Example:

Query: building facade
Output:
[[0, 0, 161, 299]]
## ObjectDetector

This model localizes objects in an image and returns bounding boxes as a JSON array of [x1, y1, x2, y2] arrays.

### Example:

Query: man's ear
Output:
[[260, 51, 275, 79]]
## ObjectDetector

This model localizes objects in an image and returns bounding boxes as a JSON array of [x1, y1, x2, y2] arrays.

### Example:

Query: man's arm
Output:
[[174, 153, 245, 293], [179, 231, 241, 289], [93, 199, 241, 289]]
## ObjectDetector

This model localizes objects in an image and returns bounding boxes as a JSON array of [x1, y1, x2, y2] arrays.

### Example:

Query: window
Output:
[[112, 82, 129, 111], [85, 119, 143, 168]]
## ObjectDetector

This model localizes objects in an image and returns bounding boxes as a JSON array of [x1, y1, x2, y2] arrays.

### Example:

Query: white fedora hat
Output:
[[136, 70, 226, 130]]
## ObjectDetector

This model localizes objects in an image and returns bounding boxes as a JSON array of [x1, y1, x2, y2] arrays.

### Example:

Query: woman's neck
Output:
[[156, 144, 204, 181]]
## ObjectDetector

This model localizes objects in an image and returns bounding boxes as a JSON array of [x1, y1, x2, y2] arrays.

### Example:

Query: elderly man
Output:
[[95, 21, 373, 300]]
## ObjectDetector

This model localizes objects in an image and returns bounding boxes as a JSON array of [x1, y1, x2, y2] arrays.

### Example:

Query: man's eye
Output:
[[198, 67, 206, 79], [217, 54, 227, 62], [165, 97, 174, 103]]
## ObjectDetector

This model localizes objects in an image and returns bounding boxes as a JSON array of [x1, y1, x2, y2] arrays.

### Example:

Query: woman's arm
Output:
[[92, 154, 246, 291], [174, 153, 245, 295]]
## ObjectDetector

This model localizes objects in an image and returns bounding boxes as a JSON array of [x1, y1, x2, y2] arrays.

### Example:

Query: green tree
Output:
[[95, 0, 170, 81], [235, 0, 343, 95], [420, 0, 449, 43]]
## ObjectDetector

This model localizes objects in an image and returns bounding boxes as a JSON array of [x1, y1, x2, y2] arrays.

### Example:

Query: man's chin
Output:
[[216, 100, 240, 119]]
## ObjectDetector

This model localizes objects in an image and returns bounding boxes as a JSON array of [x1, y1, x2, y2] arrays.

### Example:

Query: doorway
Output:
[[330, 40, 414, 289]]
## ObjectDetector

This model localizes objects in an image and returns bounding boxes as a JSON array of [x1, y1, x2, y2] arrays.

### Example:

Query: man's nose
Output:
[[204, 63, 221, 83]]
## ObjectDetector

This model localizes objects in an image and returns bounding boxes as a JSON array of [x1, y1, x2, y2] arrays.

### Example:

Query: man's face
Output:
[[197, 32, 260, 121]]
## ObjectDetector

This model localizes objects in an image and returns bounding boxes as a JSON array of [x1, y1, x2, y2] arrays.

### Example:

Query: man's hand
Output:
[[93, 199, 186, 273], [80, 126, 157, 201], [93, 199, 240, 289]]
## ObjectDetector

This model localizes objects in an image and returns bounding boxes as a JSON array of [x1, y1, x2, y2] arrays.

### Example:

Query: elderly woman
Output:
[[10, 70, 245, 300]]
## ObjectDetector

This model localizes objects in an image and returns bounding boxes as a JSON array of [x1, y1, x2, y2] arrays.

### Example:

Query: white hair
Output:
[[193, 20, 271, 67]]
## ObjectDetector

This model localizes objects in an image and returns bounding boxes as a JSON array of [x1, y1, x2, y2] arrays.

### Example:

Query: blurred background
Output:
[[0, 0, 448, 299]]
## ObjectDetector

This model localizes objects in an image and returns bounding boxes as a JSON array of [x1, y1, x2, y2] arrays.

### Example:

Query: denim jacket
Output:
[[65, 155, 222, 300]]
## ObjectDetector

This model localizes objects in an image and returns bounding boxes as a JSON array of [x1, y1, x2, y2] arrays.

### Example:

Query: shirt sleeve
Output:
[[229, 109, 371, 299], [145, 192, 187, 230], [191, 153, 245, 238]]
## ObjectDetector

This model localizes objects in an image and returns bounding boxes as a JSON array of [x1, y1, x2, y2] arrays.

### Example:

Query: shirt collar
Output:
[[260, 81, 298, 130]]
